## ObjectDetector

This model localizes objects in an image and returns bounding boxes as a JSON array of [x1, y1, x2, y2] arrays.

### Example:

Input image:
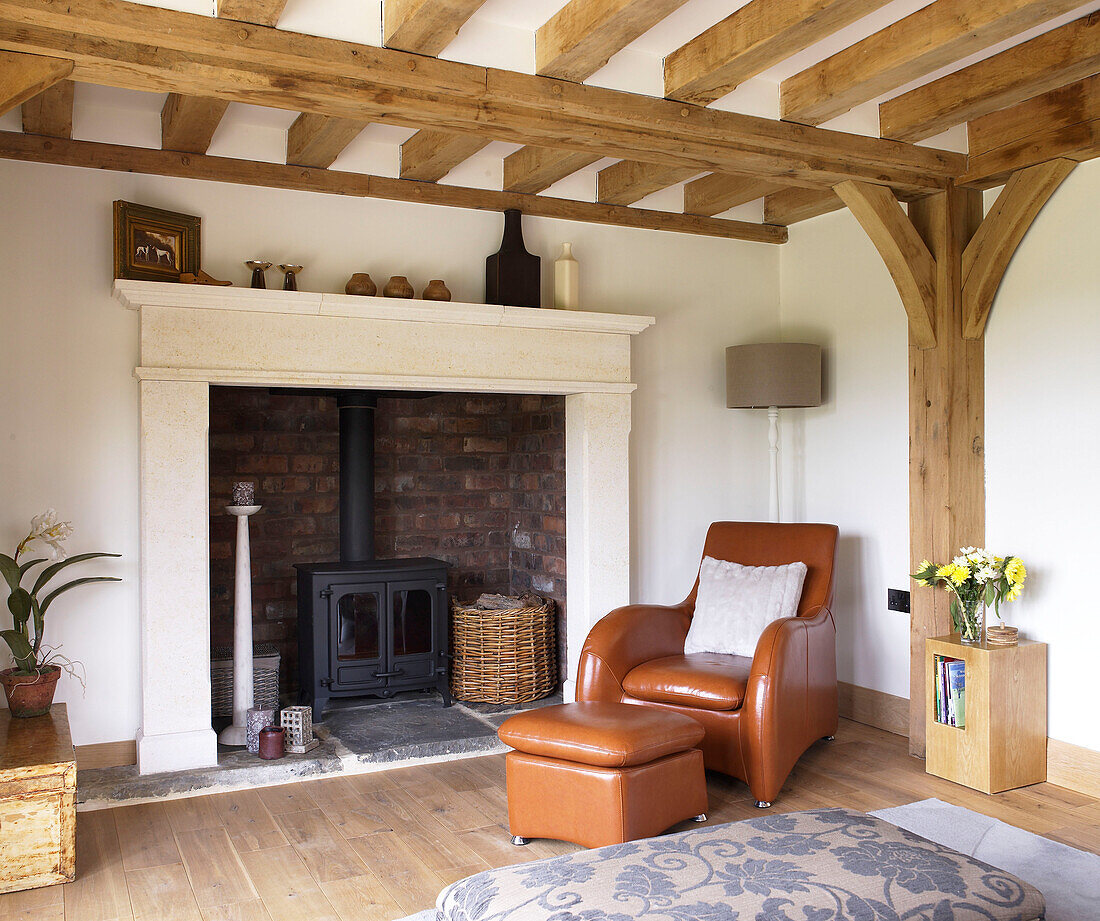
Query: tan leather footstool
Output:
[[497, 701, 708, 849]]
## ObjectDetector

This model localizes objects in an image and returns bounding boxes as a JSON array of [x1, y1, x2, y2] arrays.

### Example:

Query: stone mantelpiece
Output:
[[116, 280, 653, 775]]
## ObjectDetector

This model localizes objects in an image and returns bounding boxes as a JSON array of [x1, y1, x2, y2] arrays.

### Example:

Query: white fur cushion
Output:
[[683, 557, 808, 658]]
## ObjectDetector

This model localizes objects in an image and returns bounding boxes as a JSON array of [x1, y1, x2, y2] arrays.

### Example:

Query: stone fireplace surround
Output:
[[115, 280, 653, 775]]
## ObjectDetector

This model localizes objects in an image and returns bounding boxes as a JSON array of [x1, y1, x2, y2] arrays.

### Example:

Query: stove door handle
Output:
[[373, 669, 405, 679]]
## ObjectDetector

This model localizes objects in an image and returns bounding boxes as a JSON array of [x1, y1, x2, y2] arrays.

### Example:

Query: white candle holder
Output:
[[218, 504, 261, 746]]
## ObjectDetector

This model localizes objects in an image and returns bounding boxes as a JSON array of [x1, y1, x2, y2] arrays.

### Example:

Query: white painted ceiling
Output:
[[3, 0, 1099, 220]]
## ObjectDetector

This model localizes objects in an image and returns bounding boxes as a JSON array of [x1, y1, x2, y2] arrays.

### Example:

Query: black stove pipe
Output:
[[337, 392, 377, 562]]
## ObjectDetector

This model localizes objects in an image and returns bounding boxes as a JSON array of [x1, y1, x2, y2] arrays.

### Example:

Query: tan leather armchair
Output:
[[577, 521, 839, 807]]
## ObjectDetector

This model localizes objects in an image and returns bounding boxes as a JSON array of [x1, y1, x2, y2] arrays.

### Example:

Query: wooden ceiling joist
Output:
[[286, 113, 368, 168], [0, 131, 788, 243], [0, 0, 962, 194], [371, 0, 490, 183], [400, 129, 490, 182], [962, 72, 1100, 188], [763, 187, 842, 226], [503, 146, 601, 194], [537, 0, 692, 82], [597, 160, 698, 205], [961, 158, 1076, 338], [664, 0, 892, 106], [881, 11, 1100, 144], [0, 49, 71, 118], [162, 0, 288, 156], [216, 0, 286, 27], [500, 0, 694, 196], [383, 0, 488, 56], [781, 0, 1088, 126], [684, 173, 784, 216], [833, 179, 937, 349], [161, 94, 230, 154], [21, 78, 73, 137]]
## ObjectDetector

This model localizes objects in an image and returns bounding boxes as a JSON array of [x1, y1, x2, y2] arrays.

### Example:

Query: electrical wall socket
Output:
[[888, 589, 910, 613]]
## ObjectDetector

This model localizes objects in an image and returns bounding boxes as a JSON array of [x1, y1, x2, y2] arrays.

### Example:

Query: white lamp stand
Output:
[[219, 504, 261, 746], [767, 405, 780, 523]]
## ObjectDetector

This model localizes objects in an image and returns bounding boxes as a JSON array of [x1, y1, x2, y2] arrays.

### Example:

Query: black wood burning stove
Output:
[[296, 392, 451, 721]]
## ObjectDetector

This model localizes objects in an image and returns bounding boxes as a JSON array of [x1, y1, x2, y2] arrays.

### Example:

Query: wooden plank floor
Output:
[[2, 719, 1096, 921]]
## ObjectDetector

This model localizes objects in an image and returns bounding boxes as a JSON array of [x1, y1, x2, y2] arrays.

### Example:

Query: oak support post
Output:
[[906, 185, 985, 756]]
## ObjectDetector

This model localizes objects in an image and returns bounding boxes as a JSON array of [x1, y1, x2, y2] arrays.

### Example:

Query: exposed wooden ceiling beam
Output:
[[21, 78, 73, 137], [0, 49, 71, 117], [383, 0, 488, 56], [216, 0, 287, 27], [881, 11, 1100, 143], [503, 0, 694, 194], [962, 73, 1100, 188], [664, 0, 892, 106], [286, 113, 368, 168], [781, 0, 1087, 126], [162, 0, 289, 155], [335, 0, 488, 185], [0, 0, 963, 193], [503, 146, 601, 194], [834, 179, 936, 349], [684, 173, 784, 216], [763, 187, 842, 225], [0, 130, 788, 243], [162, 94, 230, 154], [400, 129, 490, 181], [538, 0, 692, 82], [597, 160, 698, 205]]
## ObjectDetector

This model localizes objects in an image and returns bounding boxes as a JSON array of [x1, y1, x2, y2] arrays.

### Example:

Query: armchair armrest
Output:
[[575, 602, 692, 703], [739, 604, 838, 802]]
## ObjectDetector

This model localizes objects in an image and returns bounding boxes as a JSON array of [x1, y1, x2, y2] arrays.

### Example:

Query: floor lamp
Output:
[[726, 343, 822, 523]]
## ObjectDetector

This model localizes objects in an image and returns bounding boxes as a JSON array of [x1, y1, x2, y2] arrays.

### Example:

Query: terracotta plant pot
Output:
[[1, 666, 61, 718]]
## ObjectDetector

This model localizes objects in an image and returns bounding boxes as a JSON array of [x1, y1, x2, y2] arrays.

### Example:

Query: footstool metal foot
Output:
[[511, 835, 530, 846], [822, 735, 836, 741], [691, 813, 707, 822], [754, 800, 772, 809]]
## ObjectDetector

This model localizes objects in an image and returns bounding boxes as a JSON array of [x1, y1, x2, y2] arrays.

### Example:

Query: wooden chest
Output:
[[0, 703, 76, 892]]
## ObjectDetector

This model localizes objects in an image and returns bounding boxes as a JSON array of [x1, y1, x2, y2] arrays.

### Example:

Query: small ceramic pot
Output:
[[383, 275, 414, 298], [1, 666, 61, 718], [345, 273, 377, 297], [422, 279, 451, 301], [258, 726, 286, 760]]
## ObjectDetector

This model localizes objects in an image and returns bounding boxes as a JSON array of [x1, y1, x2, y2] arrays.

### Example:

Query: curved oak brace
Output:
[[835, 180, 938, 349], [0, 50, 72, 118], [961, 158, 1076, 339]]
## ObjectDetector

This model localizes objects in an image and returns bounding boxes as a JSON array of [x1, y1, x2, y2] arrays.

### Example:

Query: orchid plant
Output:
[[1, 509, 120, 676], [911, 547, 1027, 643]]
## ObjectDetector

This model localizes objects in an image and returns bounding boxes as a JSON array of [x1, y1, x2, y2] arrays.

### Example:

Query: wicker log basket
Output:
[[451, 593, 557, 704]]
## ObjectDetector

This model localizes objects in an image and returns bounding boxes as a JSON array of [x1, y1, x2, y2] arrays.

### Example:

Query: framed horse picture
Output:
[[113, 201, 201, 282]]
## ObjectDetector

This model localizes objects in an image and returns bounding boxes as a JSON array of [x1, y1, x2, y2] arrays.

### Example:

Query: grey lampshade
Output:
[[726, 343, 822, 409]]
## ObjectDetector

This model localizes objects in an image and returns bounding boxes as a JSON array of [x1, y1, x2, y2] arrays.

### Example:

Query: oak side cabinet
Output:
[[0, 703, 76, 893], [925, 634, 1047, 794]]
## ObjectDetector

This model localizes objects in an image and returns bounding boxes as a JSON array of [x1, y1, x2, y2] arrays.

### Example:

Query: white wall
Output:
[[778, 209, 912, 699], [779, 159, 1100, 753], [0, 158, 778, 745]]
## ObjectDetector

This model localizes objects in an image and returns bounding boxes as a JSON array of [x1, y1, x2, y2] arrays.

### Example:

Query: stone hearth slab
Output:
[[77, 692, 562, 808]]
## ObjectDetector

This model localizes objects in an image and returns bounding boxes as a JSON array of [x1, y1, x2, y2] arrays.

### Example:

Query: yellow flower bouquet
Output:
[[911, 548, 1027, 645]]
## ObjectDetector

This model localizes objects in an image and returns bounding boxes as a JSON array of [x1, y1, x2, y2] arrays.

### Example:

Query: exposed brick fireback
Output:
[[210, 388, 566, 698]]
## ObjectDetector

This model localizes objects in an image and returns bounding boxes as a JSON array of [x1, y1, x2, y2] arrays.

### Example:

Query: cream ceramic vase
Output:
[[554, 242, 579, 309]]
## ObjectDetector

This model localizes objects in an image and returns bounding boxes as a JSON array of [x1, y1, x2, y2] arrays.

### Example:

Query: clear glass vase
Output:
[[959, 600, 986, 645]]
